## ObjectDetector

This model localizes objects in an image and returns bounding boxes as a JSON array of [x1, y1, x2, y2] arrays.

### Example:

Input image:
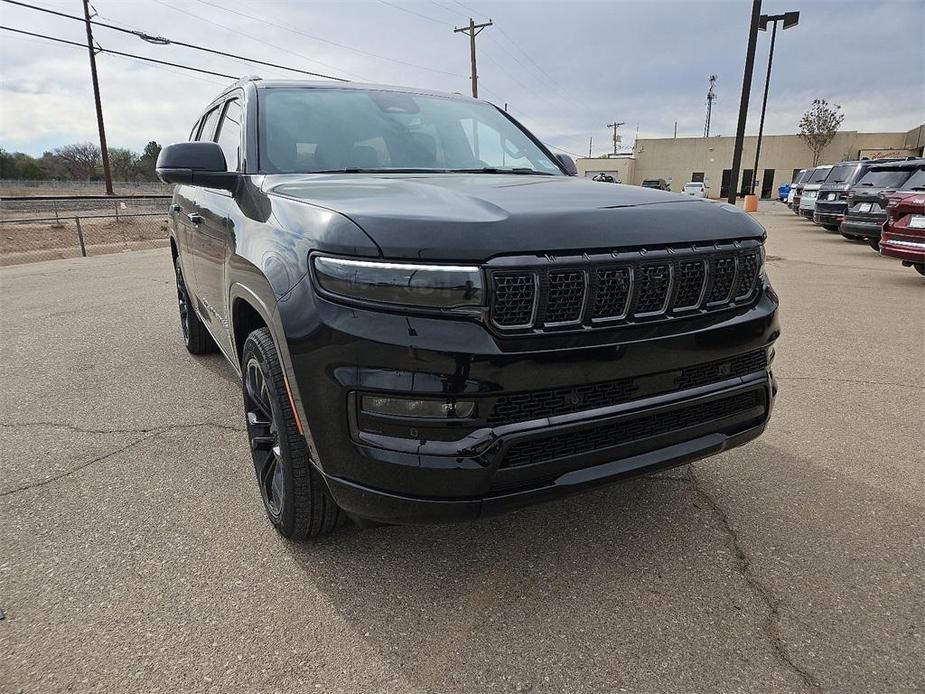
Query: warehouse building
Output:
[[577, 123, 924, 198]]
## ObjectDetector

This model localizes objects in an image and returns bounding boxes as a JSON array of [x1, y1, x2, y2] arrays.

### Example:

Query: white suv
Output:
[[683, 182, 708, 198], [798, 165, 835, 220]]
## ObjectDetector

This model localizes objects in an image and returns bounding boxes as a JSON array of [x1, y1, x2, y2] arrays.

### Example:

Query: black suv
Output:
[[157, 79, 780, 539], [841, 159, 925, 247], [814, 159, 904, 232]]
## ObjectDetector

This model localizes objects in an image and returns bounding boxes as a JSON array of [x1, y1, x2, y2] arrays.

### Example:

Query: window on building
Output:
[[691, 172, 705, 183], [791, 168, 801, 182]]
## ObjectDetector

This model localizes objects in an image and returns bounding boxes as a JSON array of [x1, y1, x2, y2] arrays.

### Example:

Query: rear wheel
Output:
[[174, 259, 217, 354], [841, 233, 863, 242], [914, 263, 925, 277], [823, 224, 840, 232], [242, 327, 342, 539], [868, 239, 881, 251]]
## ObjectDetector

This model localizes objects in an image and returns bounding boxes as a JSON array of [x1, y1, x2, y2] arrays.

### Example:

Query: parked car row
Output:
[[786, 158, 925, 276]]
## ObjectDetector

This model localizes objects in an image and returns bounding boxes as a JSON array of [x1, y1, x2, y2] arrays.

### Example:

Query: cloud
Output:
[[1, 0, 923, 157]]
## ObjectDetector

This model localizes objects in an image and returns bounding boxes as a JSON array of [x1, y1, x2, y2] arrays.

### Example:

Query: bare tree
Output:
[[108, 148, 139, 181], [798, 99, 845, 166], [52, 142, 101, 180]]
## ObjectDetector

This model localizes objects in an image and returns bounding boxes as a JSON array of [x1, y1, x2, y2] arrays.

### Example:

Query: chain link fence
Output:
[[0, 195, 172, 266]]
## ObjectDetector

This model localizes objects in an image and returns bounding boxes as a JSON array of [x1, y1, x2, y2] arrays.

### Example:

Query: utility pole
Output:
[[454, 17, 493, 98], [750, 11, 800, 195], [82, 0, 113, 195], [727, 0, 762, 205], [588, 136, 592, 158], [606, 121, 625, 155], [704, 75, 717, 137]]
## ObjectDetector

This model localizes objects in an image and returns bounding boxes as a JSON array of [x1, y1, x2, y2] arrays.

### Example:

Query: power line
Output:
[[0, 26, 238, 78], [189, 0, 466, 79], [0, 0, 349, 81], [376, 0, 449, 26]]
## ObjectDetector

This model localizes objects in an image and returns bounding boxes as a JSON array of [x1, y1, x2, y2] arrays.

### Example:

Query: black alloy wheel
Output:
[[174, 259, 217, 354], [241, 327, 343, 538], [244, 355, 285, 522]]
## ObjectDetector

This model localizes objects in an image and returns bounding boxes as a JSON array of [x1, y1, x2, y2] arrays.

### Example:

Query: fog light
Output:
[[361, 395, 476, 419]]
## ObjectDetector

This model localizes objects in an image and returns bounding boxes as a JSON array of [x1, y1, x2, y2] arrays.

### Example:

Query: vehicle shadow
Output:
[[283, 467, 715, 690]]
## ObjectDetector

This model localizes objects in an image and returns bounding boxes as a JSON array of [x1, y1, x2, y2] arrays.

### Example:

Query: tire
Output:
[[867, 239, 881, 251], [241, 327, 342, 539], [174, 259, 217, 355], [840, 233, 863, 242], [914, 264, 925, 277], [823, 225, 840, 232]]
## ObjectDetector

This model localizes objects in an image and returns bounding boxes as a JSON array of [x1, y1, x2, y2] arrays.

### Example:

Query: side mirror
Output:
[[554, 153, 578, 176], [156, 141, 239, 192]]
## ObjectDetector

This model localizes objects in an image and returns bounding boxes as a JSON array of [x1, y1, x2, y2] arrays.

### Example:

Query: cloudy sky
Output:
[[1, 0, 923, 158]]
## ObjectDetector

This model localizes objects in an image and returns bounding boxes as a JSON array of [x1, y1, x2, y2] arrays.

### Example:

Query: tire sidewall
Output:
[[242, 333, 299, 537]]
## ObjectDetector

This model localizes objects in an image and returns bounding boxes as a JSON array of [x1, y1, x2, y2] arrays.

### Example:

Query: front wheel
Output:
[[242, 327, 343, 539], [868, 239, 881, 252]]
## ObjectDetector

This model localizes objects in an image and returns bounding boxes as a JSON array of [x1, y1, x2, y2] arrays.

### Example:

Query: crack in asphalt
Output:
[[0, 420, 242, 435], [685, 466, 822, 692], [0, 421, 245, 497]]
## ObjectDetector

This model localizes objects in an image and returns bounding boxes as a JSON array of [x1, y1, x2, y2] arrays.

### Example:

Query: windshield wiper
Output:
[[448, 167, 556, 175]]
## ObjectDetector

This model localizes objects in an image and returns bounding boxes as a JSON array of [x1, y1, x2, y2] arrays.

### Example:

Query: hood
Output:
[[264, 173, 765, 261]]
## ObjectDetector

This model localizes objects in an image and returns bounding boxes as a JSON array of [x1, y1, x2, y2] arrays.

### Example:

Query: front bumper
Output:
[[278, 279, 780, 524]]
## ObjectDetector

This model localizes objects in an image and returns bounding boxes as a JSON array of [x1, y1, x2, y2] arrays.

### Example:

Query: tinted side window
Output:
[[216, 99, 243, 171], [197, 106, 221, 142]]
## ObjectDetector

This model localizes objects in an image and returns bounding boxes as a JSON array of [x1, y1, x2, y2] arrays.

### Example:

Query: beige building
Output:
[[577, 124, 924, 198]]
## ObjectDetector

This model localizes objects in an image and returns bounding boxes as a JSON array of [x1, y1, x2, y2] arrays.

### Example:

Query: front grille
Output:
[[592, 267, 631, 319], [491, 273, 536, 327], [672, 260, 706, 310], [487, 348, 768, 426], [487, 245, 761, 333], [501, 390, 764, 468], [543, 271, 585, 324], [634, 264, 671, 314], [707, 256, 737, 304]]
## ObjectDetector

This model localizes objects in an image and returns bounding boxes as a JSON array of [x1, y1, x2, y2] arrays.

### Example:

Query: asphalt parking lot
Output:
[[1, 202, 923, 693]]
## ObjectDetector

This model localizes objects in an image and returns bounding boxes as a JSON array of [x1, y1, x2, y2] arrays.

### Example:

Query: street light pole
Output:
[[750, 11, 800, 196], [727, 0, 762, 205]]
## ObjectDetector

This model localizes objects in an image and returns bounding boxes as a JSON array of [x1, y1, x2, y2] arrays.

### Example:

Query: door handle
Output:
[[170, 203, 181, 213], [187, 213, 203, 225]]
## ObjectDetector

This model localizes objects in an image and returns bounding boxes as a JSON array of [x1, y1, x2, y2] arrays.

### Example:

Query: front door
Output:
[[761, 169, 775, 199], [740, 169, 753, 196], [720, 169, 732, 198]]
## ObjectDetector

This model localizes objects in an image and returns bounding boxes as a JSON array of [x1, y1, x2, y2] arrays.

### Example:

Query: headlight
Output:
[[312, 256, 484, 309]]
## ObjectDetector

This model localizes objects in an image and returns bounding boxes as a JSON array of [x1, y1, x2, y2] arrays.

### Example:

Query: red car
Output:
[[880, 192, 925, 276]]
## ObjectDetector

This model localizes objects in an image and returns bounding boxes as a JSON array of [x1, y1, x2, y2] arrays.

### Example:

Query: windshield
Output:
[[856, 168, 915, 188], [808, 167, 833, 184], [258, 87, 562, 175], [793, 170, 808, 183], [901, 169, 925, 190], [827, 164, 859, 184]]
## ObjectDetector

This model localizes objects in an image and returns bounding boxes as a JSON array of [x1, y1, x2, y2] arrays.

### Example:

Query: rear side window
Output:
[[196, 106, 222, 142], [901, 168, 925, 190], [827, 164, 858, 184], [216, 99, 243, 171], [808, 168, 832, 183], [856, 168, 915, 188]]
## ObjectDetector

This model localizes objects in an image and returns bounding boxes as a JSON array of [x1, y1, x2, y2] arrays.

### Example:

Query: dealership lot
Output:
[[1, 204, 922, 693]]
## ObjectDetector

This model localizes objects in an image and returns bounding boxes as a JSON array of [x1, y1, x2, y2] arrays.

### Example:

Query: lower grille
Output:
[[487, 349, 768, 426], [501, 390, 764, 468]]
